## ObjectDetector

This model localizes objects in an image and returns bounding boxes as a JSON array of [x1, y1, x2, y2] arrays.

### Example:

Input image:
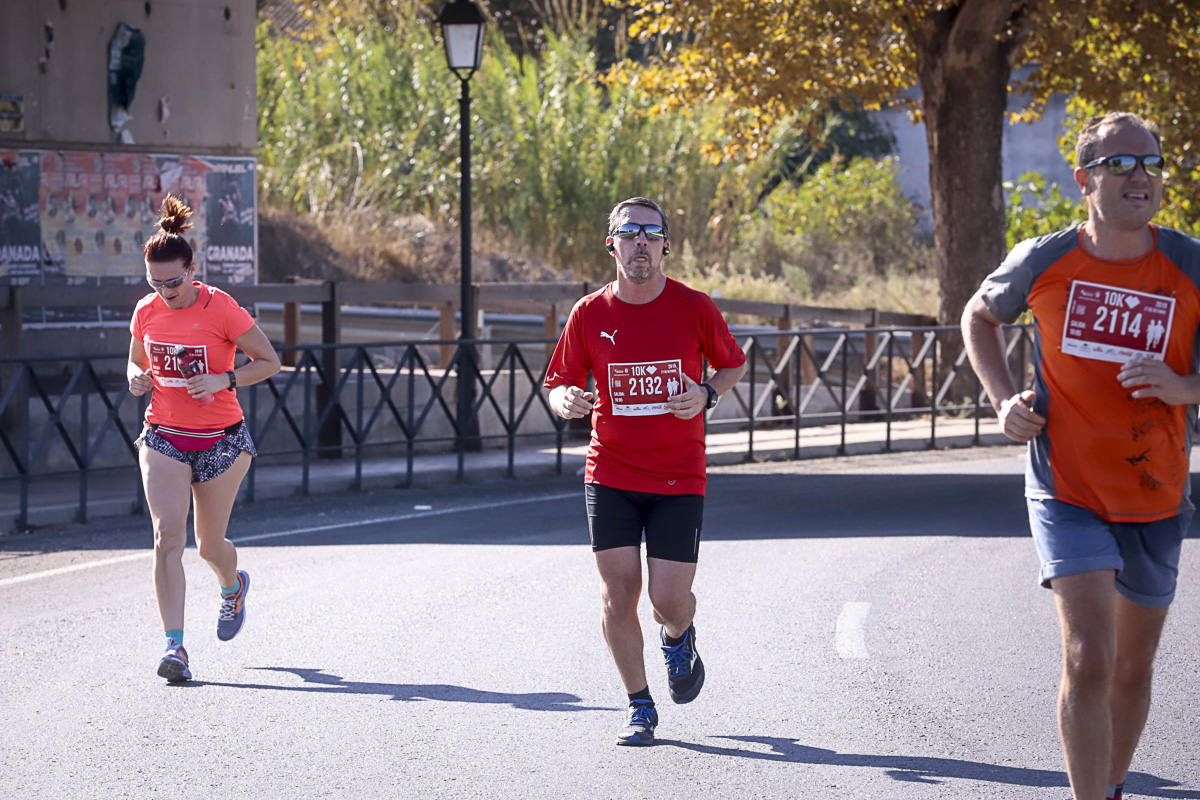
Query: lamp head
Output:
[[436, 0, 487, 79]]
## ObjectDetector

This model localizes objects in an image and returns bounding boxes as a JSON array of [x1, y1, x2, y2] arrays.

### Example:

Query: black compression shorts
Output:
[[585, 483, 704, 563]]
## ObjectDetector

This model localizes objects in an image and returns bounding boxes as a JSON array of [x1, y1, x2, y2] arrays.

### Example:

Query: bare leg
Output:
[[1108, 594, 1169, 787], [595, 546, 646, 693], [1053, 570, 1118, 800], [190, 451, 251, 588], [647, 557, 698, 638], [140, 447, 194, 632]]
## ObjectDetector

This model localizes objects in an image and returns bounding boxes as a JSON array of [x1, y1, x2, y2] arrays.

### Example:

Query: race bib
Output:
[[146, 340, 208, 388], [1061, 281, 1174, 363], [608, 359, 683, 416]]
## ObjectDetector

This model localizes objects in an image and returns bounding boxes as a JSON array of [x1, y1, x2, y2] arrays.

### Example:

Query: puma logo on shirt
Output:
[[600, 330, 617, 344]]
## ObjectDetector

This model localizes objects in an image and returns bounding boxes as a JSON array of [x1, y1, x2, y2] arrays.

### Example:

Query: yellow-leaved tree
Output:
[[611, 0, 1200, 323]]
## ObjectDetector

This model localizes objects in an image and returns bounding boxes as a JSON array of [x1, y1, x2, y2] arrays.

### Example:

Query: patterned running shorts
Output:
[[135, 421, 257, 483]]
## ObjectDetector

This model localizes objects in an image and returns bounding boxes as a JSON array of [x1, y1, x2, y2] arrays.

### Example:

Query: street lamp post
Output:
[[437, 0, 486, 451]]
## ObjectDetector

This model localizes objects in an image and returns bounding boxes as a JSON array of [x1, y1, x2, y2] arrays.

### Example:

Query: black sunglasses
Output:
[[146, 270, 190, 290], [1082, 154, 1165, 177], [609, 223, 667, 241]]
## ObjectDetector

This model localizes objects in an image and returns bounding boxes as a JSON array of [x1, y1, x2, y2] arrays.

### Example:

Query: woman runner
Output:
[[127, 194, 280, 682]]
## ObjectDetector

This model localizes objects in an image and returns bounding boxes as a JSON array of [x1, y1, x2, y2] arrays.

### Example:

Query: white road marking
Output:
[[835, 601, 871, 659], [0, 491, 578, 589], [0, 552, 150, 587]]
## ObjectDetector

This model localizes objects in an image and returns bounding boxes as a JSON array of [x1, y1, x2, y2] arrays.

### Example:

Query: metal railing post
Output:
[[1, 287, 26, 434], [318, 281, 342, 457], [282, 276, 301, 367]]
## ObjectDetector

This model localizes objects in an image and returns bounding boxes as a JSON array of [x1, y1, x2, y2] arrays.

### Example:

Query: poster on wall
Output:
[[201, 157, 256, 284], [0, 150, 47, 279], [0, 148, 256, 324]]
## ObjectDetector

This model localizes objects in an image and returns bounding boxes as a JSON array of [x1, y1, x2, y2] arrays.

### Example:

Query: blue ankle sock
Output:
[[165, 629, 184, 647], [1107, 784, 1123, 800], [220, 574, 241, 598]]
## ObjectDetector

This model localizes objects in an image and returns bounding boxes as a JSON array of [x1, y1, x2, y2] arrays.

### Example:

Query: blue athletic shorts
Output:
[[584, 483, 703, 563], [1027, 497, 1190, 608]]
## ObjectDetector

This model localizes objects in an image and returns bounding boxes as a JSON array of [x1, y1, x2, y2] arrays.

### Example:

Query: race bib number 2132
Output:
[[608, 359, 683, 416]]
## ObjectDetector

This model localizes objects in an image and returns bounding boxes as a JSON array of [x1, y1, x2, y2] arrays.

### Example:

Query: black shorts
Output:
[[585, 483, 704, 563]]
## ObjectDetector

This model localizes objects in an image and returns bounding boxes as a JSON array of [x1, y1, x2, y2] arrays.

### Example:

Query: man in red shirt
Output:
[[962, 113, 1200, 800], [545, 197, 746, 746]]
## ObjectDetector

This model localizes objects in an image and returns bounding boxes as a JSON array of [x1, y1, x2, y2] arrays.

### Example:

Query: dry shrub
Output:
[[258, 204, 561, 284]]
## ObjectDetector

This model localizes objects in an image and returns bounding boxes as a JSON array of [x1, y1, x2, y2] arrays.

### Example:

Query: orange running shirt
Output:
[[544, 278, 746, 496], [982, 224, 1200, 522], [129, 282, 256, 429]]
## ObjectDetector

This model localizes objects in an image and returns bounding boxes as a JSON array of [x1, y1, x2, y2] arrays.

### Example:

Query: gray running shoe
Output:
[[216, 570, 250, 641]]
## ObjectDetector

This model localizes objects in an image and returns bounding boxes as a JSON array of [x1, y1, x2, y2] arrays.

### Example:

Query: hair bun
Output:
[[156, 194, 194, 235]]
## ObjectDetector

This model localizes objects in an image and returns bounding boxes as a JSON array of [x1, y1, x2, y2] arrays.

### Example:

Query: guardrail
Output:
[[2, 280, 937, 362], [0, 323, 1035, 530]]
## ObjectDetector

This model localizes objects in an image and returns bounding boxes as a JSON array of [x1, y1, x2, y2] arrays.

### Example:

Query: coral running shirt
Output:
[[130, 282, 256, 429], [982, 224, 1200, 522], [544, 278, 746, 495]]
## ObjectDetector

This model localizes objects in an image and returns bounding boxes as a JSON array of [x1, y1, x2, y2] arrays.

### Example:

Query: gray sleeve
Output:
[[980, 226, 1080, 323], [1156, 226, 1200, 291], [980, 239, 1039, 323]]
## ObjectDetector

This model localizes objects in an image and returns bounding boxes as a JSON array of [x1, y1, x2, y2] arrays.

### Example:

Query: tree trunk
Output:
[[912, 3, 1018, 325]]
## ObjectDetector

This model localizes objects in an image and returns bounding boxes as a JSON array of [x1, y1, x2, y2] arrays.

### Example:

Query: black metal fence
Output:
[[0, 324, 1035, 530]]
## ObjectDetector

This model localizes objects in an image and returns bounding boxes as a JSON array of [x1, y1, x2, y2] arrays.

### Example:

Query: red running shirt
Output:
[[130, 282, 256, 429], [544, 278, 746, 496]]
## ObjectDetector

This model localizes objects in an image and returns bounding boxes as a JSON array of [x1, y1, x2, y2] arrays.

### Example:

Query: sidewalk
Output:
[[0, 416, 1011, 533]]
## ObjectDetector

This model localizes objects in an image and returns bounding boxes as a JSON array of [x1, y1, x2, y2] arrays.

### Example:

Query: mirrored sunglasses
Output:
[[146, 272, 190, 290], [610, 223, 667, 240], [1082, 154, 1165, 177]]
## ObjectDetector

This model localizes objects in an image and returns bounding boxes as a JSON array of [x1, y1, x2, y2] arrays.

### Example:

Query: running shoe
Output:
[[216, 569, 250, 641], [157, 640, 191, 683], [616, 699, 658, 746], [661, 623, 705, 704]]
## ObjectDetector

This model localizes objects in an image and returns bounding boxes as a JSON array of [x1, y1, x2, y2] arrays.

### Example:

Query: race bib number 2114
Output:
[[1061, 281, 1174, 364]]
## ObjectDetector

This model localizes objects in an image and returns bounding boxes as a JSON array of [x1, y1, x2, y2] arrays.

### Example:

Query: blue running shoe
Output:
[[616, 699, 658, 746], [216, 569, 250, 641], [662, 623, 705, 704], [157, 640, 191, 683]]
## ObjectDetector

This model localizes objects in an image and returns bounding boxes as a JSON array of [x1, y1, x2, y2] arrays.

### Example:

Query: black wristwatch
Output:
[[226, 370, 237, 391], [701, 382, 718, 410]]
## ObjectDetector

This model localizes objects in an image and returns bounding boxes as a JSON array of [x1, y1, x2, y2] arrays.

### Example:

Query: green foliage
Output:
[[672, 241, 796, 306], [469, 27, 729, 278], [764, 105, 896, 199], [1003, 171, 1085, 250], [257, 9, 742, 281], [256, 15, 459, 217], [726, 157, 933, 306], [256, 4, 937, 315]]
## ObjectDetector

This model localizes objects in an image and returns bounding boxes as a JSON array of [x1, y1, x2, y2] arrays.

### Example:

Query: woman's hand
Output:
[[129, 370, 154, 397], [186, 372, 229, 399]]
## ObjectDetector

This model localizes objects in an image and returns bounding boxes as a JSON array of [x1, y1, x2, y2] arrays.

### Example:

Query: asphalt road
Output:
[[1, 447, 1198, 799]]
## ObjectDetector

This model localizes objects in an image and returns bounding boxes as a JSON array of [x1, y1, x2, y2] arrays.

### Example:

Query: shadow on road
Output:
[[8, 470, 1200, 557], [185, 666, 618, 713], [657, 736, 1199, 797]]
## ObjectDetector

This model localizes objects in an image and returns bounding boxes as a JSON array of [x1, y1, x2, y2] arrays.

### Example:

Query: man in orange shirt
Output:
[[962, 113, 1200, 800]]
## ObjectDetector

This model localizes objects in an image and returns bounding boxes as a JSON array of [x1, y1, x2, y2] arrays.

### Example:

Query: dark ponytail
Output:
[[143, 194, 195, 265]]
